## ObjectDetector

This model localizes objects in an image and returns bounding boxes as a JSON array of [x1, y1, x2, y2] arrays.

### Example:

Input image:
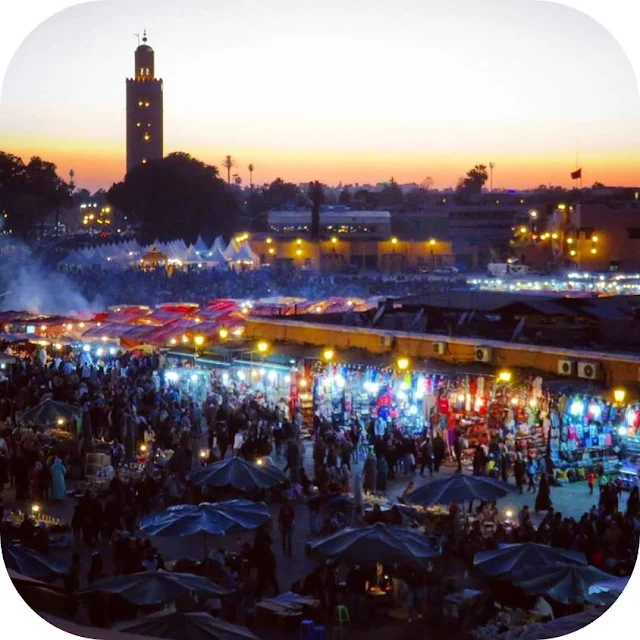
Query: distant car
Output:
[[432, 266, 460, 276]]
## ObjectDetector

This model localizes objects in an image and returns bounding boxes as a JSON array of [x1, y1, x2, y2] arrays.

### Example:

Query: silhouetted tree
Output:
[[222, 155, 235, 185], [338, 187, 351, 206], [308, 181, 325, 241], [379, 177, 404, 208], [352, 189, 379, 210], [265, 178, 301, 208], [456, 164, 489, 196], [0, 152, 72, 240], [107, 152, 237, 243]]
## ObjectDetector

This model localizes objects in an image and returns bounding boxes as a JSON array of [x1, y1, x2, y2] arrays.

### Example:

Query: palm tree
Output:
[[248, 163, 255, 190], [222, 155, 234, 185]]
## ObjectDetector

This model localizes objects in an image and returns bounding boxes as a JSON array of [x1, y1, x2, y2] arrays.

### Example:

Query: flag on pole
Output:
[[571, 168, 582, 180]]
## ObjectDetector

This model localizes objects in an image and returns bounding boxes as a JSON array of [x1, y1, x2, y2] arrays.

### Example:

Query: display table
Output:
[[442, 589, 484, 619], [257, 592, 320, 619]]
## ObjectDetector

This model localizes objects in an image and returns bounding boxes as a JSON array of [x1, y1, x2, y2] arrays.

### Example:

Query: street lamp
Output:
[[614, 388, 626, 404], [219, 328, 229, 340], [257, 341, 270, 354], [323, 348, 335, 362], [194, 335, 205, 347], [396, 357, 410, 371], [497, 370, 512, 383]]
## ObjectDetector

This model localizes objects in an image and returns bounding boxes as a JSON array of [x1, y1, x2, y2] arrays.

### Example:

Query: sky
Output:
[[1, 0, 639, 192]]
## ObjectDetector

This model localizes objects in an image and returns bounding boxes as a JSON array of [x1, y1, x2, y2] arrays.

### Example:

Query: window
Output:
[[609, 261, 621, 272]]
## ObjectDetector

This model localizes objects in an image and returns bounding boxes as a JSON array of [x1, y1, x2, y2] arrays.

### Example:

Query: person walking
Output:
[[419, 438, 433, 477], [453, 432, 463, 473], [587, 469, 595, 495], [514, 454, 525, 495], [526, 457, 538, 493], [278, 499, 295, 557], [432, 433, 445, 473], [535, 471, 552, 513], [255, 545, 279, 599]]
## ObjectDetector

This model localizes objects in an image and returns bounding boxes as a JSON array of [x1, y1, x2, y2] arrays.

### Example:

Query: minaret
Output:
[[125, 30, 164, 174]]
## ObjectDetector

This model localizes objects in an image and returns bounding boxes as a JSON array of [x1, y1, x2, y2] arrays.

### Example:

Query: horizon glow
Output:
[[1, 0, 639, 192]]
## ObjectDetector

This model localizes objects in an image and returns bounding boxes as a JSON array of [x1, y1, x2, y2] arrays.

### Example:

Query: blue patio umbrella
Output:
[[512, 564, 614, 605], [498, 609, 605, 639], [117, 611, 259, 640], [18, 399, 82, 429], [308, 522, 441, 568], [587, 575, 630, 605], [75, 569, 233, 606], [405, 474, 517, 506], [140, 500, 271, 537], [474, 543, 587, 578], [139, 500, 271, 558], [2, 545, 66, 582], [189, 457, 286, 492]]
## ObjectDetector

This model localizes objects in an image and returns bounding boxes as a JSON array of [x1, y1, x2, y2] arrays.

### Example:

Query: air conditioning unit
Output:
[[475, 347, 493, 363], [577, 361, 601, 380], [380, 335, 394, 348], [558, 359, 576, 376], [433, 342, 447, 355]]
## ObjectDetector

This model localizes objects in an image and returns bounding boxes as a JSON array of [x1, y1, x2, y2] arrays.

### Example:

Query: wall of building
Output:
[[244, 317, 640, 389], [248, 236, 454, 272]]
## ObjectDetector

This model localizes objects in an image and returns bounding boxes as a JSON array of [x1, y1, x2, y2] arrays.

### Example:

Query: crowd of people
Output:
[[55, 265, 464, 309], [0, 344, 638, 636]]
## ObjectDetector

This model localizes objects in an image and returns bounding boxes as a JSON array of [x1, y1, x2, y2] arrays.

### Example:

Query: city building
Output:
[[248, 234, 453, 273], [267, 209, 392, 239], [513, 202, 640, 272], [126, 31, 163, 173]]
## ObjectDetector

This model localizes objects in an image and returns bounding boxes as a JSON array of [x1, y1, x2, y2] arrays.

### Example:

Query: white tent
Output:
[[228, 241, 259, 270], [223, 238, 240, 261], [194, 235, 209, 255], [182, 244, 203, 264], [210, 236, 227, 256]]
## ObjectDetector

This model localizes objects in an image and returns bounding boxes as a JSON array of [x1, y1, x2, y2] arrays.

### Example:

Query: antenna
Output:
[[135, 33, 140, 46]]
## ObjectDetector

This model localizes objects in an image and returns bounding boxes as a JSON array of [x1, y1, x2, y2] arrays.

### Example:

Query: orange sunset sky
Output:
[[1, 0, 639, 192]]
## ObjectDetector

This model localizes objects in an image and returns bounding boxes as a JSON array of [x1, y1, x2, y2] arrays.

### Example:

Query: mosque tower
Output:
[[125, 30, 163, 173]]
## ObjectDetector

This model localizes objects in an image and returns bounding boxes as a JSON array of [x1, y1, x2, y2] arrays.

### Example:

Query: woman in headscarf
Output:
[[376, 456, 389, 495], [50, 457, 67, 501], [29, 461, 43, 501], [363, 453, 377, 494]]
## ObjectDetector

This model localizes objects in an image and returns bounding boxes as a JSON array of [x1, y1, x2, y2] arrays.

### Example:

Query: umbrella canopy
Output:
[[308, 523, 441, 568], [139, 500, 271, 538], [587, 575, 630, 605], [117, 611, 259, 640], [2, 546, 66, 581], [512, 564, 614, 605], [474, 543, 588, 578], [75, 570, 232, 606], [498, 609, 605, 640], [189, 458, 287, 491], [405, 474, 518, 506], [18, 399, 82, 428]]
